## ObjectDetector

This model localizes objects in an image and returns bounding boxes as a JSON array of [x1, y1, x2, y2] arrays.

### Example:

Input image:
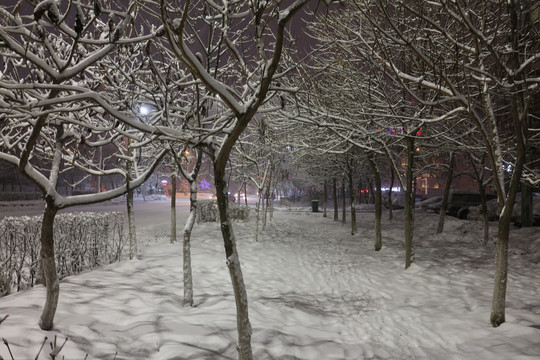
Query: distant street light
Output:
[[139, 104, 151, 116]]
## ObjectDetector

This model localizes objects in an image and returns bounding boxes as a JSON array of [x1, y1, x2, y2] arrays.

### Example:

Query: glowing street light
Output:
[[139, 104, 151, 116]]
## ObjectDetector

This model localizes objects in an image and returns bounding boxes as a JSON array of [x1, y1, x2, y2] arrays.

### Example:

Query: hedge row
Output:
[[196, 200, 251, 224], [0, 212, 125, 297]]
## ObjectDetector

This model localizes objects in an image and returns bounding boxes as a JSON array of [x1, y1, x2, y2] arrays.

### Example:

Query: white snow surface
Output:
[[0, 201, 539, 359]]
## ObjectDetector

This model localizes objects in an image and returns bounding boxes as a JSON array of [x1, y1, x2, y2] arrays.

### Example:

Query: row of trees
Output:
[[0, 0, 538, 358], [280, 0, 540, 329], [0, 1, 332, 359]]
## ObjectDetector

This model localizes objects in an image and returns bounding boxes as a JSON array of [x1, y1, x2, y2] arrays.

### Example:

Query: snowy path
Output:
[[244, 212, 455, 359], [0, 206, 538, 359], [240, 211, 539, 360]]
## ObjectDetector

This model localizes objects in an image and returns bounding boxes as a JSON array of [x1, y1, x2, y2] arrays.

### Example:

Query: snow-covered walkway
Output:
[[0, 207, 539, 359]]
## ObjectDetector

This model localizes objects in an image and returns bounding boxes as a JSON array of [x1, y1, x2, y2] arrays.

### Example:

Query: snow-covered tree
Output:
[[158, 1, 331, 357], [233, 126, 274, 242], [299, 0, 539, 326], [0, 0, 170, 330]]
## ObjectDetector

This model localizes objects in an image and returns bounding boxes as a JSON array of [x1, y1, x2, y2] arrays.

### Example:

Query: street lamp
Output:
[[139, 104, 151, 116]]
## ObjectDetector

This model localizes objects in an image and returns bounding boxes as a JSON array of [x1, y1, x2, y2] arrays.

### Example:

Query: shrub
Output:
[[278, 198, 292, 207], [0, 212, 125, 297], [196, 200, 218, 224], [195, 200, 250, 224], [229, 204, 250, 221]]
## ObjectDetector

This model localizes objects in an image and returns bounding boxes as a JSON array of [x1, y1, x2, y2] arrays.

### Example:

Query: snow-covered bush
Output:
[[196, 200, 218, 224], [0, 212, 125, 297], [0, 216, 40, 296], [277, 198, 292, 207], [229, 204, 251, 221], [196, 200, 250, 224]]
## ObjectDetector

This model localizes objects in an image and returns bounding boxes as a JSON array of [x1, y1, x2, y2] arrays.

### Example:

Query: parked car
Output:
[[466, 193, 540, 226], [509, 193, 540, 226], [426, 198, 443, 213], [513, 196, 540, 226], [382, 192, 405, 209], [418, 196, 443, 211], [428, 191, 497, 219], [382, 192, 423, 209], [465, 198, 500, 221]]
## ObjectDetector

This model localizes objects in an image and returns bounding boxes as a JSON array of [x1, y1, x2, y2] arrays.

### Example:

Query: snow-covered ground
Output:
[[0, 202, 539, 359]]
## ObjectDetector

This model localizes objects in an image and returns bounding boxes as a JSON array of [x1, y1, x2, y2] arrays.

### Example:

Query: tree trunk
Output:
[[323, 180, 327, 217], [171, 170, 177, 244], [183, 179, 197, 307], [367, 179, 375, 204], [437, 152, 454, 234], [388, 168, 394, 220], [254, 187, 263, 242], [97, 147, 102, 193], [333, 178, 338, 221], [127, 187, 137, 260], [347, 162, 356, 235], [489, 80, 526, 326], [178, 148, 203, 308], [263, 171, 272, 231], [214, 159, 252, 359], [489, 142, 523, 326], [367, 156, 382, 251], [478, 184, 490, 246], [269, 186, 275, 222], [39, 203, 59, 330], [342, 179, 346, 225], [490, 212, 510, 326], [404, 136, 415, 269], [262, 188, 268, 231]]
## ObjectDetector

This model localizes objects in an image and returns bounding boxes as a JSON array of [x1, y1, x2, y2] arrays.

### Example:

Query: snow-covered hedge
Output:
[[196, 200, 218, 223], [196, 200, 250, 224], [229, 204, 251, 221], [0, 212, 125, 297]]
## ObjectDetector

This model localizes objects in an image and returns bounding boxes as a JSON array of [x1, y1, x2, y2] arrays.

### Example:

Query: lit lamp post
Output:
[[139, 104, 151, 116], [161, 179, 168, 194]]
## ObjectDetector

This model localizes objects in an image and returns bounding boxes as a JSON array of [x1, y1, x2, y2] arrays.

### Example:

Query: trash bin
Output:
[[312, 200, 319, 212]]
